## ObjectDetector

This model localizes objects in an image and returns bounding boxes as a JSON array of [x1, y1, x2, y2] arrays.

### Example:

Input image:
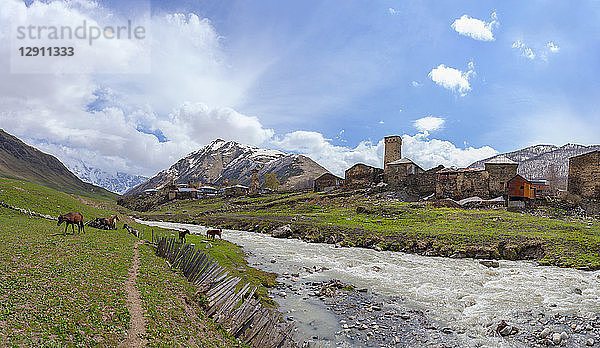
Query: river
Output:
[[138, 220, 600, 347]]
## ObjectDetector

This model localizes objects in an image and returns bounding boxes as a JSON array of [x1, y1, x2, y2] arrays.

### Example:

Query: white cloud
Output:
[[413, 116, 445, 132], [513, 40, 560, 61], [411, 81, 422, 87], [401, 132, 498, 169], [428, 62, 475, 96], [0, 0, 499, 180], [512, 40, 535, 60], [451, 11, 498, 41], [0, 0, 274, 176], [546, 41, 560, 52], [388, 8, 399, 15], [272, 130, 497, 176]]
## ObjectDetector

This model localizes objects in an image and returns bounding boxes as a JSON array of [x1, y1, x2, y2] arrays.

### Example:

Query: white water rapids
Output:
[[139, 220, 600, 347]]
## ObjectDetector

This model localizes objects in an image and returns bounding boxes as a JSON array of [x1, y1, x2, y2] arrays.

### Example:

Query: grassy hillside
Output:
[[126, 191, 600, 270], [0, 177, 274, 346], [0, 129, 116, 201]]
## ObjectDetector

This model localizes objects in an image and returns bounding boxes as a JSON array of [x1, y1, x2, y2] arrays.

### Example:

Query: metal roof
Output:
[[226, 184, 249, 189], [177, 188, 198, 192], [315, 172, 343, 180], [484, 155, 517, 165], [438, 167, 486, 173], [387, 158, 416, 165]]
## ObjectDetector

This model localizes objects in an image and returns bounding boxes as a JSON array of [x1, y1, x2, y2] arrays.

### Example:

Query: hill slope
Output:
[[0, 129, 116, 200], [469, 143, 600, 186], [126, 139, 329, 195]]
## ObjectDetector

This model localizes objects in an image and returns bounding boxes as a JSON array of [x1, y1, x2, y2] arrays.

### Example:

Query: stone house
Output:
[[568, 150, 600, 199], [435, 168, 490, 200], [384, 158, 424, 187], [313, 173, 344, 192], [224, 184, 249, 197], [484, 155, 519, 198], [345, 163, 383, 187]]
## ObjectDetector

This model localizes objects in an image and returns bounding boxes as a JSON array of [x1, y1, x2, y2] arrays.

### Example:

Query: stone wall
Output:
[[406, 172, 437, 196], [568, 151, 600, 199], [485, 163, 518, 198], [345, 164, 383, 187], [436, 170, 490, 200]]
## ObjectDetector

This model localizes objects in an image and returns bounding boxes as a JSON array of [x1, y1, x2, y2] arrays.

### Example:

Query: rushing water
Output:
[[139, 220, 600, 347]]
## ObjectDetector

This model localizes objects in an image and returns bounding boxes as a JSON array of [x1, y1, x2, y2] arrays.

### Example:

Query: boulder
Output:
[[480, 260, 500, 268], [552, 332, 562, 345], [272, 224, 293, 238]]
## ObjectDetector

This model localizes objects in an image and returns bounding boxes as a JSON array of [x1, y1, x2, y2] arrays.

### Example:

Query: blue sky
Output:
[[1, 0, 599, 176], [143, 0, 600, 149]]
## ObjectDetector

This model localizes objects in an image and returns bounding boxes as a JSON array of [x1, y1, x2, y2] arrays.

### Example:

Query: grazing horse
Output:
[[123, 224, 140, 238], [108, 215, 120, 230], [179, 228, 190, 243], [58, 212, 84, 234], [206, 228, 222, 240], [95, 217, 110, 229]]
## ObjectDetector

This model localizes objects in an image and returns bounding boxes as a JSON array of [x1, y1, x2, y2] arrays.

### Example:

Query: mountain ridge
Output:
[[126, 139, 329, 195], [469, 143, 600, 186], [66, 160, 148, 194]]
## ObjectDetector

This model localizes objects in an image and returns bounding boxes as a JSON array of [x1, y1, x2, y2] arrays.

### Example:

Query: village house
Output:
[[384, 158, 425, 187], [568, 150, 600, 199], [507, 175, 535, 207], [530, 179, 551, 198], [198, 185, 219, 196], [313, 173, 344, 192], [344, 163, 383, 187], [224, 184, 250, 197]]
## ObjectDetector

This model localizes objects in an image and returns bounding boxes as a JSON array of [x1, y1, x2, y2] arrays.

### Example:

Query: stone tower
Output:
[[250, 169, 260, 194], [384, 135, 402, 170], [484, 155, 519, 197]]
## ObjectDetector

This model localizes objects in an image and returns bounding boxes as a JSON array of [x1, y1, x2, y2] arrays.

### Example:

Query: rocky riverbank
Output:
[[274, 275, 600, 347]]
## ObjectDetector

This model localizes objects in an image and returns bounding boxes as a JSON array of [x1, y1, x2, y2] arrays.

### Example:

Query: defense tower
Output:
[[384, 135, 402, 170]]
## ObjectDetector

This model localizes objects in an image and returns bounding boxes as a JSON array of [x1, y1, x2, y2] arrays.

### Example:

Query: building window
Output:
[[520, 185, 524, 190]]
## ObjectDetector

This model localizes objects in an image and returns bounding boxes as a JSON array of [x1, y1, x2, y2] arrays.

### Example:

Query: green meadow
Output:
[[0, 178, 274, 346]]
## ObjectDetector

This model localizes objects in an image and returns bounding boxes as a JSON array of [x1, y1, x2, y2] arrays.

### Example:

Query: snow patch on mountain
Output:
[[66, 160, 148, 194]]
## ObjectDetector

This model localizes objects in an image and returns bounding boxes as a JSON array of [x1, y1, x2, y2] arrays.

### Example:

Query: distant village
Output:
[[144, 135, 600, 209]]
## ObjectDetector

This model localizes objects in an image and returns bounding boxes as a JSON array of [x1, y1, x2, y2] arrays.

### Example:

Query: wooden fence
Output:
[[151, 234, 300, 348]]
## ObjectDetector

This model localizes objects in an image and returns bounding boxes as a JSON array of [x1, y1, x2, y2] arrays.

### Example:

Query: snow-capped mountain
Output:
[[66, 161, 148, 195], [469, 143, 600, 186], [125, 139, 329, 195]]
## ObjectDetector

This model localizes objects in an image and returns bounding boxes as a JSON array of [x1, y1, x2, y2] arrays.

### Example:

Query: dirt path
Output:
[[120, 241, 147, 347]]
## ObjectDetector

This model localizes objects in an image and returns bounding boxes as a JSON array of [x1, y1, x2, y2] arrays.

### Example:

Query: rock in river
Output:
[[272, 224, 293, 238], [479, 260, 500, 268]]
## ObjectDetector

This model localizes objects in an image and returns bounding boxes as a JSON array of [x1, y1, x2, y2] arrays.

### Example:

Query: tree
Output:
[[263, 173, 279, 191]]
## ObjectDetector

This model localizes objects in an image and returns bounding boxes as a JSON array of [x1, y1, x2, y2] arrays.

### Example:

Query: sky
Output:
[[1, 0, 599, 177]]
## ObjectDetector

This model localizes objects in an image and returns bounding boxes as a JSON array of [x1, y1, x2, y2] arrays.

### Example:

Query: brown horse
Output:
[[108, 215, 120, 230], [206, 228, 222, 240], [179, 228, 190, 243], [58, 212, 84, 234]]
